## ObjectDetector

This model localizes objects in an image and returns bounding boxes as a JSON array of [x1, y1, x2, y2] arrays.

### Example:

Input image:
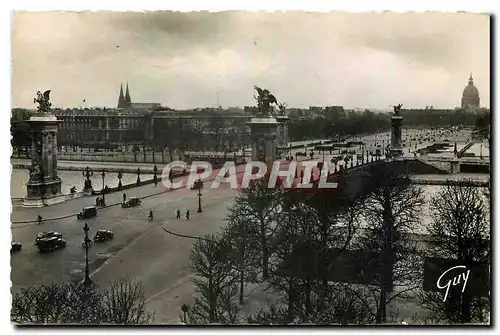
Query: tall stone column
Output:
[[247, 117, 280, 170], [276, 115, 290, 157], [390, 105, 404, 158], [22, 91, 65, 207]]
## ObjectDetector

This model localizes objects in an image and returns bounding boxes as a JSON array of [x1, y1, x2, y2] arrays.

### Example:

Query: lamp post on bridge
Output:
[[117, 169, 123, 188], [82, 166, 93, 194]]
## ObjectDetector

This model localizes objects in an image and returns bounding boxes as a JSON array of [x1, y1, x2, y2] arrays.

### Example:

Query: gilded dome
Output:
[[461, 73, 480, 108]]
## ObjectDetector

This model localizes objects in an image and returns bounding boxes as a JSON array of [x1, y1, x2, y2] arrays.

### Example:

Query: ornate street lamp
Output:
[[197, 178, 202, 213], [117, 169, 123, 188], [82, 166, 93, 190], [82, 222, 92, 286]]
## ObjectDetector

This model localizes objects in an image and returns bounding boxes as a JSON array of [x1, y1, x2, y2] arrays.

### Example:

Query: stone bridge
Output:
[[422, 156, 490, 173], [305, 155, 489, 200]]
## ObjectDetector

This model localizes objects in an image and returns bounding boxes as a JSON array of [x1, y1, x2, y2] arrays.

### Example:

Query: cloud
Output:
[[11, 11, 490, 109]]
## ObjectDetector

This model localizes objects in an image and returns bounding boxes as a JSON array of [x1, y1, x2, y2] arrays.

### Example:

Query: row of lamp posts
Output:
[[81, 164, 205, 202], [82, 166, 146, 191]]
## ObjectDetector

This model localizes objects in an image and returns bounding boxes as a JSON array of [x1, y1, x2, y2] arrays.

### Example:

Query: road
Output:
[[11, 183, 239, 323], [11, 160, 302, 323], [10, 129, 476, 323]]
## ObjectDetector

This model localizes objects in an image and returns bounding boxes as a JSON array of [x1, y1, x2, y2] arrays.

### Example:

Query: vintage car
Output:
[[77, 206, 97, 220], [37, 237, 67, 253], [121, 197, 141, 208], [93, 230, 114, 242], [35, 231, 63, 245], [11, 242, 22, 252]]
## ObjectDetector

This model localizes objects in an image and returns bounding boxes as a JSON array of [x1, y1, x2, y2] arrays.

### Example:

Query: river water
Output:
[[10, 169, 153, 198]]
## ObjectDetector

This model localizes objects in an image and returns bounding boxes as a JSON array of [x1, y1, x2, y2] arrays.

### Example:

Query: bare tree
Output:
[[260, 188, 370, 325], [62, 282, 103, 324], [187, 233, 240, 324], [355, 164, 425, 323], [100, 277, 153, 324], [223, 208, 261, 305], [11, 284, 72, 324], [247, 304, 290, 325], [234, 178, 283, 279], [300, 188, 364, 308], [420, 181, 490, 323], [11, 278, 152, 325]]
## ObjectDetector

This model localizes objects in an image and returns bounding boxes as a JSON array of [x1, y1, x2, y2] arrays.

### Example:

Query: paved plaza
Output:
[[11, 178, 239, 323]]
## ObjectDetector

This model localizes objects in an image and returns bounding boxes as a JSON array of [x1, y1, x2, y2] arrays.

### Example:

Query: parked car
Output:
[[35, 231, 63, 245], [11, 242, 22, 252], [93, 230, 114, 242], [121, 197, 141, 208], [77, 206, 97, 220], [37, 237, 67, 253]]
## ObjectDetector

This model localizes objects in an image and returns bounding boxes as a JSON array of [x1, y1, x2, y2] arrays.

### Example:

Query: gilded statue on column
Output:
[[392, 103, 403, 116], [33, 90, 52, 115], [254, 86, 278, 116]]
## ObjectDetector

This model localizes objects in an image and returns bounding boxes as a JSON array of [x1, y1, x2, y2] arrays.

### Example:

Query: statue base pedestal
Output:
[[83, 187, 94, 196], [247, 117, 280, 168], [22, 194, 66, 208], [390, 149, 404, 158], [22, 179, 66, 208]]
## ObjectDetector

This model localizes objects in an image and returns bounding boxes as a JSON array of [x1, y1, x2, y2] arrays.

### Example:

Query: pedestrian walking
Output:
[[176, 209, 181, 219], [186, 210, 190, 220], [37, 215, 43, 225], [123, 193, 126, 203]]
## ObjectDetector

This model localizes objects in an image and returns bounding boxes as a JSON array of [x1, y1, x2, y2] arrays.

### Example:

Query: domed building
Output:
[[461, 73, 480, 108]]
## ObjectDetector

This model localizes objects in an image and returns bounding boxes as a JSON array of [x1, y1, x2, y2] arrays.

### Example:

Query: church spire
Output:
[[118, 83, 125, 108], [469, 73, 474, 85], [125, 82, 131, 107]]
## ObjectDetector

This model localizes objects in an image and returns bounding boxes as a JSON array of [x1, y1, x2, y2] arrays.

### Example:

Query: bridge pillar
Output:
[[390, 114, 404, 157], [451, 158, 460, 174], [276, 115, 290, 158], [247, 117, 279, 170], [23, 115, 65, 207]]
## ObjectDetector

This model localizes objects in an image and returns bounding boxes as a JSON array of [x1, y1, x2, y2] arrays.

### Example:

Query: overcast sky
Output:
[[11, 11, 490, 110]]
